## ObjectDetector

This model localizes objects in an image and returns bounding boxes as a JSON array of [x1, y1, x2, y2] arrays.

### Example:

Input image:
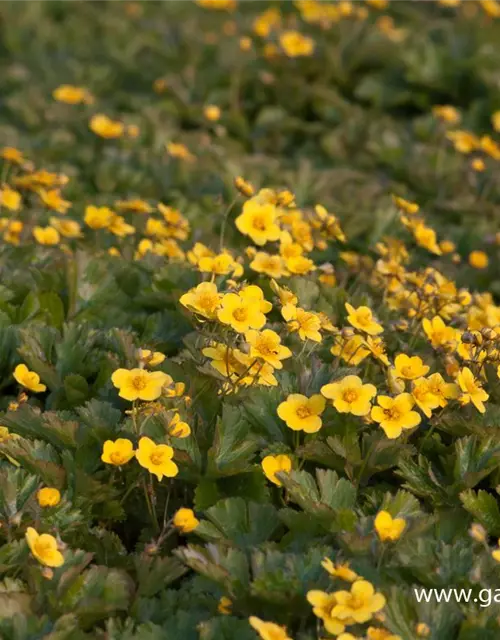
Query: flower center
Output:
[[401, 366, 414, 378], [296, 405, 312, 419], [343, 389, 359, 403], [348, 595, 365, 610], [150, 452, 164, 465], [257, 337, 277, 356], [232, 307, 248, 322], [110, 451, 125, 464], [35, 540, 53, 555], [252, 216, 267, 231], [132, 375, 147, 390], [199, 293, 218, 310], [383, 407, 401, 421]]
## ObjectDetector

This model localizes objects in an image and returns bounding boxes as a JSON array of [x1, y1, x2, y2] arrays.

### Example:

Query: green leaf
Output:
[[64, 374, 90, 406], [39, 291, 65, 329], [460, 489, 500, 535], [206, 405, 258, 477]]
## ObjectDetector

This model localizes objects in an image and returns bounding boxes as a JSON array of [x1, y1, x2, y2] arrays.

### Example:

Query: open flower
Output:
[[168, 413, 191, 438], [245, 329, 292, 369], [411, 378, 440, 418], [217, 292, 266, 333], [371, 393, 421, 439], [331, 334, 370, 365], [111, 368, 171, 401], [332, 580, 386, 624], [261, 454, 292, 486], [345, 303, 383, 335], [374, 510, 406, 542], [180, 282, 220, 320], [394, 354, 430, 380], [173, 507, 199, 533], [235, 200, 281, 246], [136, 437, 178, 480], [13, 364, 46, 393], [33, 226, 60, 246], [321, 558, 359, 582], [307, 590, 346, 636], [321, 375, 376, 416], [282, 304, 322, 342], [277, 393, 325, 433], [249, 616, 292, 640], [457, 367, 489, 413], [26, 527, 64, 567], [101, 438, 135, 466], [422, 316, 458, 350]]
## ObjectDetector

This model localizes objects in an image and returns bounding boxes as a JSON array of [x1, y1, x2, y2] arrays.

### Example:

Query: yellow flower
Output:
[[282, 304, 322, 342], [1, 146, 25, 165], [245, 329, 292, 369], [173, 507, 199, 533], [492, 543, 500, 562], [321, 558, 359, 582], [277, 393, 325, 433], [180, 282, 221, 320], [139, 349, 166, 367], [53, 84, 93, 104], [481, 0, 500, 17], [374, 510, 406, 542], [33, 226, 60, 246], [365, 337, 390, 366], [279, 30, 315, 57], [89, 114, 124, 139], [101, 438, 135, 466], [203, 104, 221, 121], [332, 580, 386, 624], [250, 252, 286, 279], [394, 354, 429, 380], [411, 378, 440, 418], [111, 368, 172, 401], [0, 184, 21, 211], [392, 195, 419, 215], [84, 205, 115, 229], [136, 437, 178, 480], [249, 616, 292, 640], [261, 454, 292, 486], [168, 413, 191, 438], [457, 367, 489, 413], [116, 198, 153, 214], [345, 303, 383, 335], [367, 627, 402, 640], [415, 623, 430, 638], [469, 250, 489, 269], [235, 200, 281, 246], [108, 214, 135, 237], [307, 590, 346, 636], [422, 316, 458, 350], [234, 176, 255, 197], [197, 0, 236, 10], [37, 488, 61, 508], [13, 364, 46, 393], [38, 189, 71, 213], [26, 527, 64, 568], [371, 394, 421, 439], [166, 142, 195, 162], [218, 596, 232, 615], [432, 105, 460, 125], [446, 130, 479, 154], [413, 223, 442, 255], [49, 217, 82, 238], [331, 334, 370, 365], [217, 292, 266, 333], [321, 375, 376, 416]]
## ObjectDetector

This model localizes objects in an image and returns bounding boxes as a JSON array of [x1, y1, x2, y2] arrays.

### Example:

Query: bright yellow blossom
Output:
[[469, 250, 489, 269], [235, 200, 281, 246], [426, 372, 459, 408], [331, 334, 370, 365], [411, 378, 440, 418], [173, 507, 199, 533], [374, 510, 406, 542], [261, 454, 292, 486], [321, 558, 359, 582], [245, 329, 292, 369], [394, 354, 430, 380], [457, 367, 489, 413], [49, 217, 82, 238], [26, 527, 64, 568], [277, 393, 325, 433], [33, 226, 60, 246], [371, 394, 421, 439], [53, 84, 93, 104], [249, 616, 292, 640], [307, 590, 346, 636], [136, 437, 178, 480], [0, 184, 21, 211], [101, 438, 135, 466], [38, 188, 71, 213], [250, 252, 287, 278], [84, 205, 115, 229], [279, 30, 315, 57], [111, 368, 171, 401], [422, 316, 458, 350], [180, 282, 221, 320], [345, 303, 383, 335], [168, 413, 191, 438], [90, 114, 124, 138], [331, 580, 386, 624], [37, 488, 61, 508], [217, 292, 266, 333], [282, 304, 322, 342], [321, 375, 376, 416], [13, 364, 46, 393]]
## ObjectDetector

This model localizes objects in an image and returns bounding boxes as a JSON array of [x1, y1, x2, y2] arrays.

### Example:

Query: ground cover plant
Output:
[[3, 1, 500, 638]]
